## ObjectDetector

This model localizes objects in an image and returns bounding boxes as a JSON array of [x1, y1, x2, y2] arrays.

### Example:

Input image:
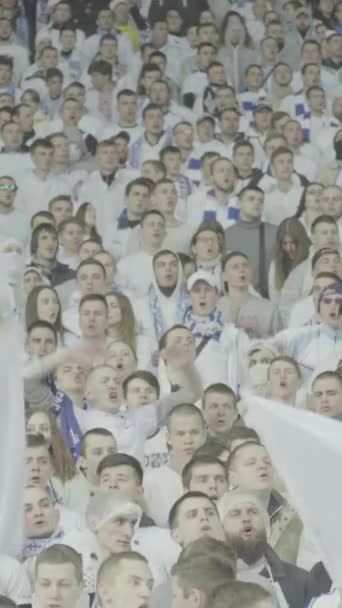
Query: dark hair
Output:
[[97, 453, 143, 483], [203, 383, 237, 408], [295, 182, 324, 218], [125, 177, 152, 196], [268, 355, 301, 378], [141, 208, 165, 225], [313, 370, 342, 388], [142, 102, 163, 119], [80, 428, 115, 457], [79, 293, 108, 312], [311, 214, 337, 233], [0, 596, 16, 608], [76, 257, 106, 278], [88, 60, 112, 77], [158, 324, 190, 351], [30, 223, 58, 256], [46, 67, 64, 80], [182, 456, 227, 489], [169, 491, 218, 529], [30, 210, 55, 228], [193, 439, 228, 460], [26, 319, 57, 344], [26, 432, 50, 450], [122, 370, 160, 399], [30, 138, 54, 154]]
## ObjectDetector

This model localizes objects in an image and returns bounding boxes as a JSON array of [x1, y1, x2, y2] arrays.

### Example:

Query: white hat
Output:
[[187, 270, 218, 291], [86, 490, 142, 531]]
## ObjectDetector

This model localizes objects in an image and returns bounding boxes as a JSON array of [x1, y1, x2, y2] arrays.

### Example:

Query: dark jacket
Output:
[[31, 260, 76, 287], [263, 545, 331, 608], [148, 0, 209, 27]]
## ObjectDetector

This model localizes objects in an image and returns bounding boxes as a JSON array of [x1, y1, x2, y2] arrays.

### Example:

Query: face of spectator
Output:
[[99, 465, 143, 503], [0, 176, 17, 209], [143, 108, 164, 135], [246, 67, 263, 91], [98, 559, 154, 608], [36, 229, 58, 261], [27, 411, 51, 445], [96, 515, 137, 554], [79, 241, 102, 261], [32, 146, 54, 172], [78, 433, 117, 483], [320, 187, 342, 220], [77, 263, 106, 296], [26, 445, 52, 488], [151, 21, 168, 47], [106, 342, 136, 381], [97, 144, 119, 174], [24, 487, 58, 538], [268, 360, 300, 401], [189, 281, 218, 316], [51, 136, 70, 165], [219, 110, 240, 136], [141, 214, 166, 248], [319, 289, 342, 328], [154, 253, 178, 288], [36, 288, 60, 325], [273, 63, 292, 86], [79, 299, 108, 338], [0, 62, 12, 85], [281, 235, 296, 260], [2, 122, 23, 150], [212, 159, 236, 192], [26, 327, 56, 358], [23, 271, 41, 296], [117, 94, 137, 123], [239, 189, 264, 221], [50, 199, 73, 226], [171, 496, 224, 547], [188, 463, 228, 500], [312, 222, 339, 250], [203, 391, 237, 435], [196, 119, 215, 143], [167, 414, 206, 461], [222, 500, 267, 564], [312, 376, 342, 416], [193, 230, 220, 261], [35, 562, 83, 608], [271, 152, 293, 181], [60, 222, 83, 255], [153, 182, 177, 217], [223, 256, 251, 289], [55, 362, 86, 396], [125, 378, 158, 409]]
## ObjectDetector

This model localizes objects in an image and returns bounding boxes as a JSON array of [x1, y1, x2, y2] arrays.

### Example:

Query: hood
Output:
[[151, 250, 184, 302]]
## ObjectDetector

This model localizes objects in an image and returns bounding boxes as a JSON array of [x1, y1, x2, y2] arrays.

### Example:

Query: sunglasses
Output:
[[0, 183, 17, 191]]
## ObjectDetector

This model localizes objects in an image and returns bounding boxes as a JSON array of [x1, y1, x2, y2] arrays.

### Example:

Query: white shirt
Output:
[[117, 250, 155, 299], [309, 590, 340, 608], [144, 465, 183, 527], [77, 169, 134, 237], [0, 555, 32, 604], [263, 184, 303, 225], [15, 171, 71, 220], [0, 207, 30, 249], [76, 405, 158, 464]]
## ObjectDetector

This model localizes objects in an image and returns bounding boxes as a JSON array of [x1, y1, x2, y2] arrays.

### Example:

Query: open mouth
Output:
[[30, 475, 41, 484], [241, 525, 254, 537]]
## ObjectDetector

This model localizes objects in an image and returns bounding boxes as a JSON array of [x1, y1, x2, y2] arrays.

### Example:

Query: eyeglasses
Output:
[[0, 183, 17, 191]]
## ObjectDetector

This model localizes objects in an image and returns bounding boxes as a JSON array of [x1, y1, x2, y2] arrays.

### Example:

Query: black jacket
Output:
[[31, 260, 76, 287], [263, 545, 331, 608], [148, 0, 209, 27]]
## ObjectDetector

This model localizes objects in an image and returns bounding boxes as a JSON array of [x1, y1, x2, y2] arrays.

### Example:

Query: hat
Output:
[[253, 101, 272, 113], [311, 247, 339, 270], [187, 270, 218, 291], [86, 490, 142, 531], [318, 281, 342, 310]]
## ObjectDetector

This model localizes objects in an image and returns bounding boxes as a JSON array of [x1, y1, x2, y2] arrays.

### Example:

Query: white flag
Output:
[[247, 397, 342, 587]]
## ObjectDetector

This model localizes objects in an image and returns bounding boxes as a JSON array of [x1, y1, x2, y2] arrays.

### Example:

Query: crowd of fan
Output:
[[2, 0, 342, 606]]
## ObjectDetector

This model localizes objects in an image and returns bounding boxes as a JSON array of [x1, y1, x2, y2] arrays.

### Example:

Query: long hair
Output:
[[273, 218, 311, 290], [220, 11, 254, 49], [26, 408, 76, 482], [75, 202, 101, 240], [25, 285, 63, 337], [105, 292, 137, 352], [295, 182, 324, 218]]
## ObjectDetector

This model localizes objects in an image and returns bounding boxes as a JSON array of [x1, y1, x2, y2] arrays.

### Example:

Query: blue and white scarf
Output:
[[300, 112, 339, 142], [184, 307, 224, 342], [50, 390, 88, 461], [22, 527, 64, 560], [149, 284, 188, 341], [203, 189, 240, 222]]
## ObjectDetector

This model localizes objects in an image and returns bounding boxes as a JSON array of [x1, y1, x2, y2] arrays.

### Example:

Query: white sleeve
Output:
[[0, 556, 32, 604]]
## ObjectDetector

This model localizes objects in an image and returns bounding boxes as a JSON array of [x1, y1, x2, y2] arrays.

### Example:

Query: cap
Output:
[[318, 281, 342, 309], [187, 270, 218, 291], [253, 101, 273, 113], [311, 247, 339, 270]]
